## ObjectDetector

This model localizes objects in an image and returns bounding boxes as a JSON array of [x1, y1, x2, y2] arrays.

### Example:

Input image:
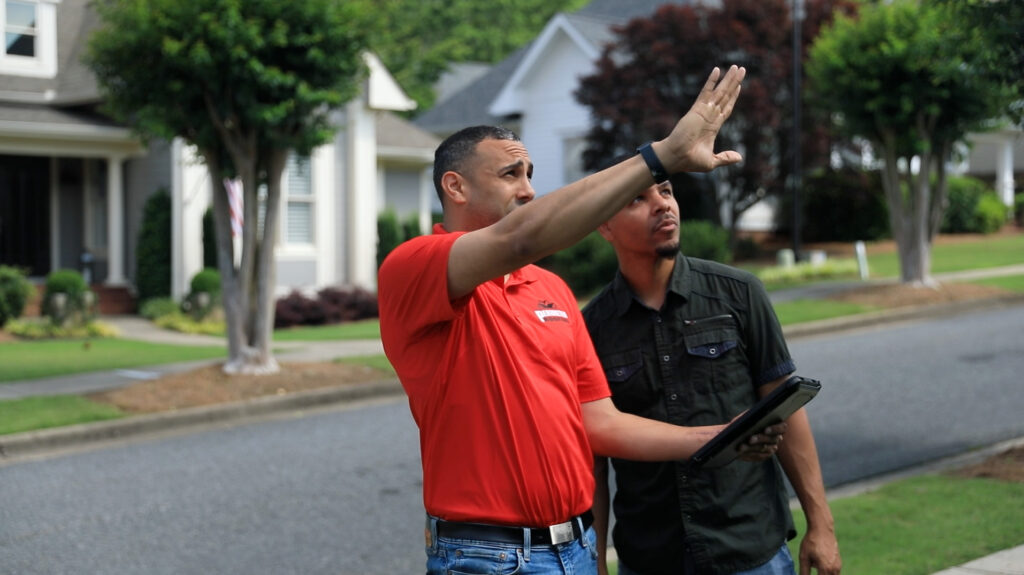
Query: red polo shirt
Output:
[[378, 225, 610, 527]]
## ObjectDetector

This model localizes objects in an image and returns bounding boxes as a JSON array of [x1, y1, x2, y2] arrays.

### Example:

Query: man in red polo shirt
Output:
[[378, 66, 784, 575]]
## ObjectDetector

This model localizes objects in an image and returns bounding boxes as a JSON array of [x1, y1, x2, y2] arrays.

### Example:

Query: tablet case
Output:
[[688, 375, 821, 470]]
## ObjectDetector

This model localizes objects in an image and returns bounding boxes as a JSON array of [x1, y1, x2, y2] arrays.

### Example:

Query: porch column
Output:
[[418, 167, 433, 236], [105, 155, 126, 285], [344, 99, 378, 289], [996, 138, 1014, 210]]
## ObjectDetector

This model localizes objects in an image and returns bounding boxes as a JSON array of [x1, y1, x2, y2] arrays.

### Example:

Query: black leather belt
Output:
[[436, 510, 594, 546]]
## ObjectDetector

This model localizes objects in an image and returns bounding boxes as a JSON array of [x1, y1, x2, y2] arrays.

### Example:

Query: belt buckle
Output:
[[548, 520, 575, 545]]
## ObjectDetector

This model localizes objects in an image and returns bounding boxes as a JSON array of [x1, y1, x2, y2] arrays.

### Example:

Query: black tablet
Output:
[[688, 375, 821, 470]]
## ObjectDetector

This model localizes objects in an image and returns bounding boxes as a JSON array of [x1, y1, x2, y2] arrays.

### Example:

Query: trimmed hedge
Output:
[[135, 188, 172, 304], [0, 265, 34, 327]]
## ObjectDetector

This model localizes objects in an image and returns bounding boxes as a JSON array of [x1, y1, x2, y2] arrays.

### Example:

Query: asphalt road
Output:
[[2, 303, 1023, 574]]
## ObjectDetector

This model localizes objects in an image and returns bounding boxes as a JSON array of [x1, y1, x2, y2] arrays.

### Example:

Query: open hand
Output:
[[656, 65, 746, 173]]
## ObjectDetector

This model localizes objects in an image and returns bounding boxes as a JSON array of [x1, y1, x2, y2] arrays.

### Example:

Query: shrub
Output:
[[202, 206, 217, 269], [189, 268, 221, 297], [401, 212, 422, 242], [182, 268, 221, 320], [274, 286, 379, 329], [789, 168, 889, 242], [679, 220, 730, 263], [941, 176, 1004, 234], [732, 236, 761, 262], [757, 258, 861, 287], [1015, 193, 1024, 226], [40, 269, 95, 327], [377, 209, 402, 268], [0, 265, 35, 327], [536, 231, 618, 296], [135, 188, 172, 303], [139, 297, 179, 320], [274, 290, 322, 329], [317, 286, 378, 323], [973, 193, 1008, 234]]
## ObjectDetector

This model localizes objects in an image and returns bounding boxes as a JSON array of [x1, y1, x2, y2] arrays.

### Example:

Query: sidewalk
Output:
[[3, 266, 1024, 574]]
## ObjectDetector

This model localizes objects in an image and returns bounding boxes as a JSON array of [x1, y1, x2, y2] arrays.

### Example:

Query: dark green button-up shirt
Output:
[[583, 254, 796, 575]]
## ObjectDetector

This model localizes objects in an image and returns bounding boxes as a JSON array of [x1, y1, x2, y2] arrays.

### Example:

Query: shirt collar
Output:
[[609, 253, 692, 316]]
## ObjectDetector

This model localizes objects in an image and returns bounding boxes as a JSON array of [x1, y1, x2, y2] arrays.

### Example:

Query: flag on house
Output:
[[223, 178, 243, 237]]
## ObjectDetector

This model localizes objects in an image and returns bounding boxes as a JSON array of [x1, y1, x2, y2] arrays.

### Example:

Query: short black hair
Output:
[[433, 125, 520, 204]]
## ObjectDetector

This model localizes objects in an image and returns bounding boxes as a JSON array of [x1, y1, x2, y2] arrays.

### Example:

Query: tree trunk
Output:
[[206, 153, 244, 363], [877, 131, 937, 286], [248, 148, 287, 374]]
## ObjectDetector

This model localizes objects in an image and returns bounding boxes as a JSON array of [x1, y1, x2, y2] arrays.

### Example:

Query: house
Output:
[[0, 0, 439, 313], [415, 0, 1021, 230]]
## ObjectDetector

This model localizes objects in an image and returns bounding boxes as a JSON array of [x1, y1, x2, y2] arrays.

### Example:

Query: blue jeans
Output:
[[426, 516, 598, 574], [619, 544, 794, 575]]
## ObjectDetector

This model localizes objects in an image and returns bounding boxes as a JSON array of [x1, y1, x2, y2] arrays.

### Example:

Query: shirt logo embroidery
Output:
[[534, 300, 569, 323]]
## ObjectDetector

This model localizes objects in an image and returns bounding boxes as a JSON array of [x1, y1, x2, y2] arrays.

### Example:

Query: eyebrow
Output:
[[500, 159, 534, 177]]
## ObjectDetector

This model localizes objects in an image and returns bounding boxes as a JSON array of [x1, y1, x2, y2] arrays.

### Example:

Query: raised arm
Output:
[[447, 66, 746, 299]]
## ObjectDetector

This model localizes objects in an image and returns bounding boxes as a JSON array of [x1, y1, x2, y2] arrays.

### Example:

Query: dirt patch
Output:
[[86, 361, 393, 414], [829, 281, 1011, 308], [946, 445, 1024, 483]]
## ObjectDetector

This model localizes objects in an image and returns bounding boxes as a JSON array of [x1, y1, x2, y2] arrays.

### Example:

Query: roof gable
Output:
[[488, 13, 606, 117]]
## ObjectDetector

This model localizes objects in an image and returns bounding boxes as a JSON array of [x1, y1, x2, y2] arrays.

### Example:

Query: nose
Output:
[[517, 180, 536, 203], [652, 191, 672, 213]]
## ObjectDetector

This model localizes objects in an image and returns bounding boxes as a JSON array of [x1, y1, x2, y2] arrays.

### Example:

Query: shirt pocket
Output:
[[600, 348, 660, 416], [680, 314, 748, 396]]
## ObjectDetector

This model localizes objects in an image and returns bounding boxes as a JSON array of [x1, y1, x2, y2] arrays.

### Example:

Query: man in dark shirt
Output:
[[582, 178, 841, 575]]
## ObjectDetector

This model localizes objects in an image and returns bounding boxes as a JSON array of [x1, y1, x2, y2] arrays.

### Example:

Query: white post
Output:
[[996, 138, 1014, 211], [855, 240, 869, 280], [105, 155, 126, 285]]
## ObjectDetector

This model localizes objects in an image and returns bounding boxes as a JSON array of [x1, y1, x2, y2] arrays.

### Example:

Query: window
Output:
[[4, 0, 35, 58], [284, 152, 314, 245], [1, 0, 57, 77]]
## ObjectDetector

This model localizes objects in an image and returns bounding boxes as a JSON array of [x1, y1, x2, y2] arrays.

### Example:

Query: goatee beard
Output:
[[655, 242, 679, 259]]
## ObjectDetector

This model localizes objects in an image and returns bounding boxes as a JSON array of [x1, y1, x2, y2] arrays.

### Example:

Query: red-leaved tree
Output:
[[575, 0, 856, 243]]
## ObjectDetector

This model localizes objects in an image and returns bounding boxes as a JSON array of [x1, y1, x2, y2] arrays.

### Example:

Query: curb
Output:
[[783, 292, 1024, 339], [0, 378, 404, 461], [4, 292, 1024, 462]]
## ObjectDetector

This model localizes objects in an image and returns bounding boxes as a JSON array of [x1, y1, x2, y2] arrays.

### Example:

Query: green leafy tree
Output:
[[807, 0, 1017, 284], [933, 0, 1024, 126], [87, 0, 372, 374], [574, 0, 855, 247], [371, 0, 589, 111]]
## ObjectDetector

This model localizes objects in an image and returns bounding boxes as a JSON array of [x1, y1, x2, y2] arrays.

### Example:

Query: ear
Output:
[[597, 221, 614, 242], [440, 171, 468, 206]]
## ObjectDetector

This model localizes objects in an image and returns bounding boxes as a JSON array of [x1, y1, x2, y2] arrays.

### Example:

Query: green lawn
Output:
[[789, 475, 1024, 575], [772, 299, 877, 326], [966, 274, 1024, 292], [0, 395, 123, 435], [273, 318, 380, 341], [866, 233, 1024, 278], [0, 339, 225, 383]]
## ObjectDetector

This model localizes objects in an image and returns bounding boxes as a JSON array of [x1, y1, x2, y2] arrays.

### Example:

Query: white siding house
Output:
[[0, 0, 439, 311]]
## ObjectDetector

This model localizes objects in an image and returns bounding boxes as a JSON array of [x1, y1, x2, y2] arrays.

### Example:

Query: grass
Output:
[[772, 299, 877, 326], [0, 395, 123, 435], [966, 274, 1024, 292], [336, 354, 394, 374], [789, 475, 1024, 575], [603, 474, 1024, 575], [273, 319, 380, 341], [866, 233, 1024, 279], [0, 339, 225, 383]]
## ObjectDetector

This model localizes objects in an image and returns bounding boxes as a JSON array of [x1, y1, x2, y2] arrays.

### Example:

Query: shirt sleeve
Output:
[[378, 232, 464, 377], [745, 276, 796, 386]]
